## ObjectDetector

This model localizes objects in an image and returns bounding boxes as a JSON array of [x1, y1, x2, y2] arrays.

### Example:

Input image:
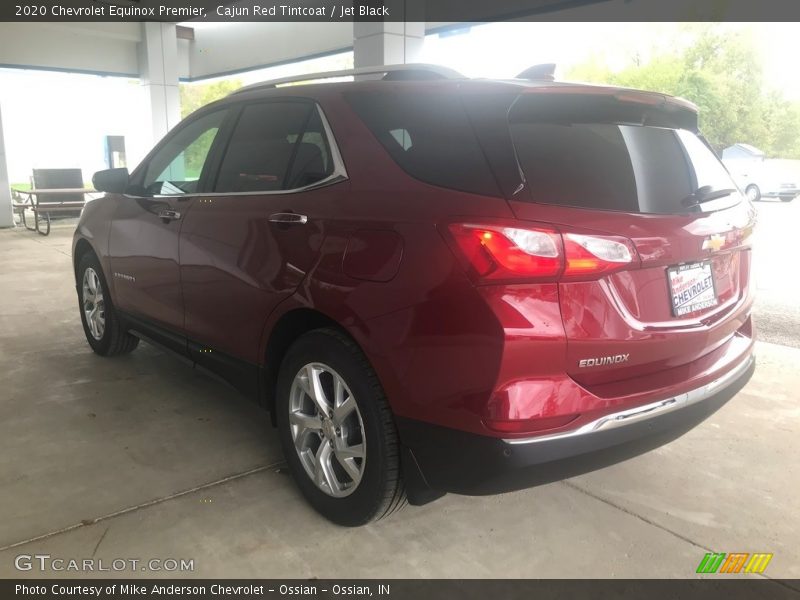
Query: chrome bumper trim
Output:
[[503, 355, 754, 446]]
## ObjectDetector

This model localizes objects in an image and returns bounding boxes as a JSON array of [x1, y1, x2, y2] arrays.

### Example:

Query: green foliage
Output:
[[179, 79, 243, 118], [182, 128, 218, 181], [566, 26, 800, 159], [176, 79, 242, 180]]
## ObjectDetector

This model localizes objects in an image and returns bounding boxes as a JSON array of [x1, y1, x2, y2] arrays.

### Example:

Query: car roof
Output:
[[195, 64, 696, 116], [224, 76, 698, 113]]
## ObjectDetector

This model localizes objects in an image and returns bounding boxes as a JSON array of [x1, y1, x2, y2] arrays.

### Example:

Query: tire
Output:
[[76, 252, 139, 356], [780, 195, 795, 203], [276, 328, 406, 526], [745, 184, 761, 202]]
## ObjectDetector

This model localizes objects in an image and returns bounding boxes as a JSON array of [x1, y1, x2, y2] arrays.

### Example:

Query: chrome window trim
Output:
[[125, 104, 348, 200], [503, 354, 754, 445]]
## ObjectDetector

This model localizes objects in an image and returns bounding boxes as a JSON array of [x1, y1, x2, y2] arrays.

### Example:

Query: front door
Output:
[[109, 108, 229, 353]]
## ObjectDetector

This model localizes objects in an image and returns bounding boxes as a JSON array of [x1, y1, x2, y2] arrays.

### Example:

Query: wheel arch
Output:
[[262, 307, 351, 424], [263, 304, 436, 509], [73, 236, 119, 307], [73, 237, 97, 280]]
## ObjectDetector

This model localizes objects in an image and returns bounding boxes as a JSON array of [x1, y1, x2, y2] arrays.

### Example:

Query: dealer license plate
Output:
[[667, 261, 718, 317]]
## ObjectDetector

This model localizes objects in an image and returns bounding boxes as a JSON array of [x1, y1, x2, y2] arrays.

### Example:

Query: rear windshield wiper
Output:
[[681, 186, 737, 207]]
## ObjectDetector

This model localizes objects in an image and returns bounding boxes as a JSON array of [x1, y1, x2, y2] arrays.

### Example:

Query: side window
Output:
[[389, 128, 413, 150], [213, 102, 334, 193], [138, 110, 227, 196], [345, 91, 500, 197]]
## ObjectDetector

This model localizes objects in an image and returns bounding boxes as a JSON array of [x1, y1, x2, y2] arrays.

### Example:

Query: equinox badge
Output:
[[579, 354, 630, 368]]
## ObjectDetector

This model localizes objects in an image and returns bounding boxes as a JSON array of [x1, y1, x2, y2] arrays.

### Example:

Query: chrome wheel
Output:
[[288, 363, 366, 498], [746, 185, 760, 201], [82, 267, 105, 341]]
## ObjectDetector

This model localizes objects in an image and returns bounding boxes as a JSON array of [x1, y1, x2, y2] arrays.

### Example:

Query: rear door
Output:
[[506, 91, 756, 387], [179, 98, 346, 378]]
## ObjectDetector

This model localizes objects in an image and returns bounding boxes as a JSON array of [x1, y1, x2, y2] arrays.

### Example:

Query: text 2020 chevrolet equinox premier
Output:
[[73, 64, 756, 526]]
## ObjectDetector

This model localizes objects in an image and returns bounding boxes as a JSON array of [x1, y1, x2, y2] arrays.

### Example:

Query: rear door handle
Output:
[[268, 212, 308, 225], [158, 209, 181, 222]]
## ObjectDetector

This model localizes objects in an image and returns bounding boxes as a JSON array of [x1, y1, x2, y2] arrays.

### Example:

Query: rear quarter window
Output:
[[346, 91, 500, 197]]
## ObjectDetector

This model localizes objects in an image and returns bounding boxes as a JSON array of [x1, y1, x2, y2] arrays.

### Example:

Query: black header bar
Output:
[[4, 579, 800, 600], [4, 0, 800, 22]]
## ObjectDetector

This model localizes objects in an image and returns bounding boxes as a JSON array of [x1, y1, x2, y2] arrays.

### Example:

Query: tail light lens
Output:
[[448, 224, 562, 281], [445, 222, 638, 283], [563, 233, 634, 278]]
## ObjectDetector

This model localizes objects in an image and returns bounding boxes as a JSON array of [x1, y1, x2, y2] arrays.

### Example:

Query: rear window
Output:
[[509, 95, 739, 214], [346, 91, 500, 197]]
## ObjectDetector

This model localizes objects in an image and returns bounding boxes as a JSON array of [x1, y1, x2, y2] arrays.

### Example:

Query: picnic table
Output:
[[11, 187, 99, 236]]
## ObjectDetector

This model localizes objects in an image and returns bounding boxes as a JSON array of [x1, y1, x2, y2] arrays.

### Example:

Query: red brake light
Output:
[[445, 222, 638, 283], [447, 223, 562, 282]]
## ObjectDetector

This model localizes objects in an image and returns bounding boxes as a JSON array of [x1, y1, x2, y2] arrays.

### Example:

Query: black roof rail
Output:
[[232, 64, 464, 95]]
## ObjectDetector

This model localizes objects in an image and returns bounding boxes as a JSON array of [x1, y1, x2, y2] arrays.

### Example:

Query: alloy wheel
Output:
[[288, 362, 366, 498], [82, 267, 106, 340]]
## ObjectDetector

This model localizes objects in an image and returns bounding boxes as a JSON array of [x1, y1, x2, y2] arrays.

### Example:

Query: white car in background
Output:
[[721, 144, 799, 202]]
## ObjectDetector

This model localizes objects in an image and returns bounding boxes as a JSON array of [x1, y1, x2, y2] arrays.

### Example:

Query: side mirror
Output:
[[92, 168, 129, 194]]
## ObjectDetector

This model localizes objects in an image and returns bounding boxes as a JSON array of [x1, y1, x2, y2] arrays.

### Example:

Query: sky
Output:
[[416, 22, 800, 98], [0, 72, 146, 184], [1, 22, 799, 183]]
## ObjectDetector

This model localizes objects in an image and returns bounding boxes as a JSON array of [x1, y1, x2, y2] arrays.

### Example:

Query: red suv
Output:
[[74, 64, 756, 526]]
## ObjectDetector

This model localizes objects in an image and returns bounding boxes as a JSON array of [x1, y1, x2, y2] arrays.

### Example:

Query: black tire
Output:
[[780, 195, 795, 203], [746, 184, 761, 202], [276, 328, 406, 526], [76, 252, 139, 356]]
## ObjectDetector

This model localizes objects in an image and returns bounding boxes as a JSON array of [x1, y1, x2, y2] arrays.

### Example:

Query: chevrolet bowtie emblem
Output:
[[702, 234, 726, 252]]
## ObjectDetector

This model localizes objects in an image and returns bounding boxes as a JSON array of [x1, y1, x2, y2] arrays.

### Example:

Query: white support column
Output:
[[138, 22, 181, 147], [353, 21, 425, 68], [0, 103, 13, 228]]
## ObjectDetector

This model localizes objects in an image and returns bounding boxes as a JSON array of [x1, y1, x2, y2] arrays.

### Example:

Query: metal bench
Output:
[[11, 168, 98, 235], [12, 187, 98, 235]]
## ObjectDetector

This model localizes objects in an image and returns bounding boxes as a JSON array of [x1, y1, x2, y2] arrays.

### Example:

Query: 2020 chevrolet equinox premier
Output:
[[73, 64, 756, 526]]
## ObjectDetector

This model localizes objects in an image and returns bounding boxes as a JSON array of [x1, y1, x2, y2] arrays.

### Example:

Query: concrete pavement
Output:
[[0, 222, 797, 580]]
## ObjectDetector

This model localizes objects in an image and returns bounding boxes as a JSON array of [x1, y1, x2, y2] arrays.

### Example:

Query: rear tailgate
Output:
[[506, 89, 756, 387]]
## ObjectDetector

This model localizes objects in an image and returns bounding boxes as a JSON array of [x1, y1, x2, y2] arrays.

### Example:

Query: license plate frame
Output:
[[667, 260, 719, 317]]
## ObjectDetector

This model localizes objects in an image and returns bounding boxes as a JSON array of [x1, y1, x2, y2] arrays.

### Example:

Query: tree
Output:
[[179, 79, 243, 118], [566, 25, 800, 159], [177, 79, 243, 177]]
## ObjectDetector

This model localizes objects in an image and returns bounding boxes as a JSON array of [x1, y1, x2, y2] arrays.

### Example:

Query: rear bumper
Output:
[[399, 354, 755, 497]]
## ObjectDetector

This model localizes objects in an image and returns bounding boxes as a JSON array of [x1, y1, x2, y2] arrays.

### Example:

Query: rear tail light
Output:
[[563, 233, 633, 277], [445, 222, 639, 283], [448, 224, 562, 281]]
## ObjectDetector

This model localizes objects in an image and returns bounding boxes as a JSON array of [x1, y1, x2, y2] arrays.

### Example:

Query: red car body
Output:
[[74, 69, 756, 502]]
